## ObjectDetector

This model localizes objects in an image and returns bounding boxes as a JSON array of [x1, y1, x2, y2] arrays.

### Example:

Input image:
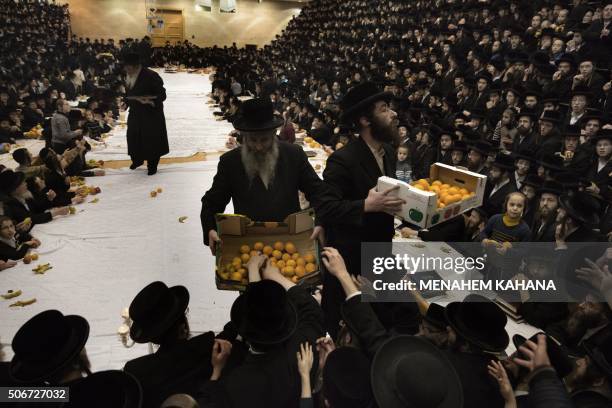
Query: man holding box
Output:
[[319, 82, 413, 337], [200, 98, 332, 254]]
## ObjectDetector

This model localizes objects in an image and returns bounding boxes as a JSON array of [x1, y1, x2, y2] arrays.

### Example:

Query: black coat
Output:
[[0, 232, 33, 261], [126, 68, 169, 160], [483, 180, 517, 216], [200, 142, 331, 246], [219, 286, 324, 408], [124, 332, 215, 408], [586, 159, 612, 197], [531, 215, 557, 242], [3, 197, 52, 228]]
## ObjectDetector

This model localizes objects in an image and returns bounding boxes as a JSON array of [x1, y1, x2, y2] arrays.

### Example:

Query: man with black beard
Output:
[[511, 110, 537, 154], [319, 82, 413, 337], [200, 98, 330, 253], [531, 181, 562, 242]]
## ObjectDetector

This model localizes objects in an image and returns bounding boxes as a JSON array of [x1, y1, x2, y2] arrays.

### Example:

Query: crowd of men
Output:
[[2, 0, 612, 407]]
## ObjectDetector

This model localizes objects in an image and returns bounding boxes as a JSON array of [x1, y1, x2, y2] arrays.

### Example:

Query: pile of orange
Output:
[[217, 241, 317, 284], [304, 136, 321, 149], [411, 179, 475, 209]]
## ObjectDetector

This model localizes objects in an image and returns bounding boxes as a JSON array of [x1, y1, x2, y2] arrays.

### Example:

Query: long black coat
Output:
[[200, 142, 331, 246], [124, 332, 215, 408], [126, 68, 169, 161], [483, 180, 517, 217]]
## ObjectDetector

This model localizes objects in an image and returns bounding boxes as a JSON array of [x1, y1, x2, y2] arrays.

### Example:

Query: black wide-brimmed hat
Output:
[[64, 370, 142, 408], [592, 128, 612, 143], [232, 98, 284, 132], [521, 174, 543, 189], [559, 191, 601, 227], [423, 303, 448, 330], [512, 334, 572, 378], [583, 337, 612, 382], [491, 153, 516, 171], [538, 180, 563, 196], [10, 310, 90, 383], [122, 52, 141, 66], [571, 84, 593, 99], [513, 147, 537, 162], [230, 280, 297, 345], [129, 281, 190, 343], [340, 82, 392, 122], [517, 108, 538, 121], [562, 124, 581, 138], [371, 335, 463, 408], [323, 347, 374, 408], [0, 169, 25, 193], [451, 140, 468, 152], [445, 294, 509, 352], [538, 154, 564, 172], [539, 109, 561, 123], [468, 140, 492, 155]]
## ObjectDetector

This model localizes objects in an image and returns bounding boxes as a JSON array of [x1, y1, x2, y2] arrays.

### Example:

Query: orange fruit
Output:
[[286, 259, 296, 267], [240, 245, 250, 254], [272, 250, 283, 260], [219, 272, 230, 280], [291, 276, 299, 283], [282, 253, 291, 261], [273, 241, 284, 251], [459, 188, 469, 195], [305, 263, 316, 273], [441, 184, 450, 189], [250, 250, 259, 257], [240, 253, 250, 263], [303, 254, 315, 263], [438, 202, 446, 208], [285, 242, 297, 254], [230, 272, 243, 281], [414, 184, 428, 191], [253, 242, 264, 251], [291, 253, 300, 260], [282, 266, 295, 277], [296, 258, 306, 266], [430, 185, 440, 194], [238, 268, 247, 277], [295, 265, 306, 277], [448, 187, 459, 195], [232, 257, 242, 267], [277, 260, 286, 269], [262, 246, 273, 256], [432, 180, 442, 186], [416, 178, 429, 185]]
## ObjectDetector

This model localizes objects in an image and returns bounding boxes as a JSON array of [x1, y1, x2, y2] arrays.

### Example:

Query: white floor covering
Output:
[[1, 71, 537, 371]]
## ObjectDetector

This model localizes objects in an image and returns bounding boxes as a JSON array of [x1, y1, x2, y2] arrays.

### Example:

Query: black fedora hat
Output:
[[539, 110, 561, 124], [371, 335, 463, 408], [559, 191, 601, 227], [571, 84, 593, 99], [521, 174, 543, 189], [423, 303, 448, 330], [513, 147, 537, 162], [232, 98, 283, 132], [445, 294, 509, 352], [64, 370, 142, 408], [10, 310, 89, 383], [129, 281, 190, 343], [468, 140, 492, 156], [323, 347, 374, 408], [451, 140, 468, 152], [517, 108, 538, 121], [122, 52, 141, 66], [230, 280, 297, 345], [340, 82, 392, 122], [0, 169, 25, 194], [592, 128, 612, 143], [538, 180, 563, 196], [562, 124, 582, 138], [491, 153, 516, 171], [512, 334, 573, 378]]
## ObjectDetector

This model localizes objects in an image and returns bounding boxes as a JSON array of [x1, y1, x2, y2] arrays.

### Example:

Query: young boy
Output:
[[396, 144, 413, 183], [0, 216, 41, 261]]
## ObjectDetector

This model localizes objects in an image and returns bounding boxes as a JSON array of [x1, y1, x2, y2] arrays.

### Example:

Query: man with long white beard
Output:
[[200, 98, 332, 254]]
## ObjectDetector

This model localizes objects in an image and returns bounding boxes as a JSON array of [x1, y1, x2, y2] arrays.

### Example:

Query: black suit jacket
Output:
[[322, 137, 396, 270], [3, 197, 52, 228], [200, 142, 331, 246], [483, 180, 517, 216], [124, 332, 215, 408]]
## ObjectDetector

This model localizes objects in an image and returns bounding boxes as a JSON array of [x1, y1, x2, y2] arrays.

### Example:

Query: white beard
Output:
[[241, 142, 279, 190]]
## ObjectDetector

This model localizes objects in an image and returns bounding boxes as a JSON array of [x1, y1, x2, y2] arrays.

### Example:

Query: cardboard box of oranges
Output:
[[377, 163, 486, 229], [214, 210, 321, 291]]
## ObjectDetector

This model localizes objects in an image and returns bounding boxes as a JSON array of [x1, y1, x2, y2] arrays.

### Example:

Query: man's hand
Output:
[[296, 342, 314, 379], [400, 227, 418, 238], [552, 71, 563, 81], [488, 360, 516, 404], [46, 189, 57, 202], [246, 254, 267, 283], [210, 339, 232, 380], [321, 247, 349, 278], [576, 258, 611, 293], [310, 225, 325, 246], [513, 334, 551, 372], [364, 185, 405, 213], [16, 219, 32, 232], [208, 230, 221, 255], [0, 260, 18, 270], [316, 336, 336, 370], [51, 207, 70, 217]]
